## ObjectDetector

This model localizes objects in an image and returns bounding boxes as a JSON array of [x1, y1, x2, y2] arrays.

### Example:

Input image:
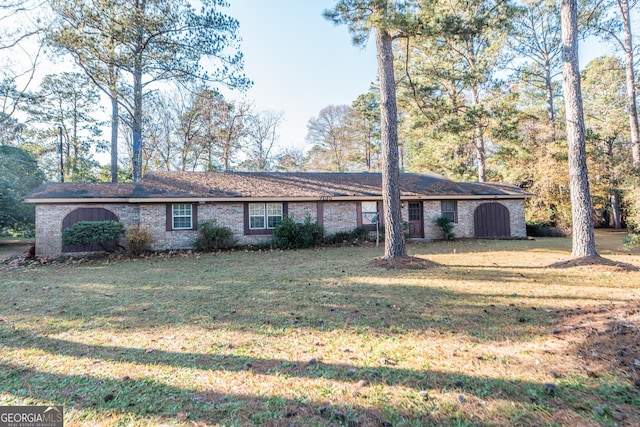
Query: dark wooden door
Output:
[[474, 202, 510, 238], [408, 202, 424, 238], [61, 207, 119, 252]]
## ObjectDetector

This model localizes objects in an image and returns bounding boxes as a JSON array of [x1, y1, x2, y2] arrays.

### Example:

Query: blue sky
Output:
[[221, 1, 609, 154], [222, 0, 379, 151]]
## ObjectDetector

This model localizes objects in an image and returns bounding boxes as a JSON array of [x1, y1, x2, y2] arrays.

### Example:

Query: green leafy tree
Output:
[[498, 0, 569, 227], [582, 56, 629, 229], [0, 145, 45, 233], [399, 0, 517, 182], [26, 72, 105, 181], [351, 88, 381, 171], [509, 0, 563, 142], [584, 0, 640, 167]]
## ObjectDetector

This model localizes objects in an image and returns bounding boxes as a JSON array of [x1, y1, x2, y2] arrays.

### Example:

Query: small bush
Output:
[[126, 225, 153, 255], [273, 215, 324, 249], [62, 221, 125, 251], [403, 221, 410, 239], [526, 221, 567, 237], [434, 216, 456, 240], [324, 227, 370, 245], [623, 233, 640, 250], [194, 220, 236, 251], [376, 223, 409, 241]]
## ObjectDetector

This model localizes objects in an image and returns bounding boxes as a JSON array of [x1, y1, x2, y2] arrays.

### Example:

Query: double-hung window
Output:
[[361, 201, 378, 225], [358, 201, 380, 231], [172, 204, 193, 229], [249, 203, 283, 230], [441, 200, 457, 223]]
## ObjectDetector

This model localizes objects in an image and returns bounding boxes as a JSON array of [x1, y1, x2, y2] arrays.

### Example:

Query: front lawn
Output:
[[1, 232, 639, 426]]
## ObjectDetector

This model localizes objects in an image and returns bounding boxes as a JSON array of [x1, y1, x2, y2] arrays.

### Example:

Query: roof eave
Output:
[[25, 193, 532, 204], [24, 198, 131, 204]]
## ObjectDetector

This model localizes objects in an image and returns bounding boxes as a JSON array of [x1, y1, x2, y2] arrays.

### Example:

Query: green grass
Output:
[[1, 232, 639, 426]]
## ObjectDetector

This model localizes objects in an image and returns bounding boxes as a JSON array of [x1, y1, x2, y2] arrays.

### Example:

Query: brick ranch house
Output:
[[24, 171, 532, 256]]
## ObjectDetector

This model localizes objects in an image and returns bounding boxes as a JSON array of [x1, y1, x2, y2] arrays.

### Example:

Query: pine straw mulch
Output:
[[547, 256, 640, 272], [366, 255, 440, 269], [552, 301, 640, 386]]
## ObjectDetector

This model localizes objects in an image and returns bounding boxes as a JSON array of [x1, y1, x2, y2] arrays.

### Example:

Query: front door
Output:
[[408, 202, 424, 238]]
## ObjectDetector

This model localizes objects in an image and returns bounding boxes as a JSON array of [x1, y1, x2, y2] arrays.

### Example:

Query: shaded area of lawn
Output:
[[3, 259, 576, 338], [2, 332, 637, 426], [1, 235, 639, 426]]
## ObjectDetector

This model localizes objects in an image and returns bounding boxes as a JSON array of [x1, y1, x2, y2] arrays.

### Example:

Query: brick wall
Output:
[[417, 199, 526, 239], [34, 198, 527, 256], [288, 202, 318, 222], [35, 203, 139, 256], [322, 202, 358, 234]]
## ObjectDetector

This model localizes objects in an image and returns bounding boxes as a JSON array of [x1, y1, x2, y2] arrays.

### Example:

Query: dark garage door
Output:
[[474, 202, 510, 238], [61, 207, 119, 252]]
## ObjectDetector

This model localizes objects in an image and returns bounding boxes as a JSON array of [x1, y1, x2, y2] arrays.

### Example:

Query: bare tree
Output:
[[0, 1, 47, 123], [243, 110, 284, 171], [274, 148, 306, 172], [306, 105, 356, 172]]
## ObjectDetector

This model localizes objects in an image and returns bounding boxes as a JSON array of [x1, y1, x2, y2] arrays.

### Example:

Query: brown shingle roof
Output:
[[24, 182, 136, 201], [131, 172, 530, 199], [25, 172, 531, 202]]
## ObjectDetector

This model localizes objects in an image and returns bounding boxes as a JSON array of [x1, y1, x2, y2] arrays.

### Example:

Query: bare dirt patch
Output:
[[553, 301, 640, 384], [366, 255, 440, 269], [547, 256, 640, 272]]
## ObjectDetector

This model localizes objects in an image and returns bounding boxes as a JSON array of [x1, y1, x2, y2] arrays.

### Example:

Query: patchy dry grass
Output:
[[1, 230, 639, 426]]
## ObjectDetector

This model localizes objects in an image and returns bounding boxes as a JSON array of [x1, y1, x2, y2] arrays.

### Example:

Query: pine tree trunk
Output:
[[110, 93, 119, 183], [471, 87, 486, 182], [132, 0, 145, 183], [375, 26, 407, 259], [620, 0, 640, 167], [544, 58, 557, 142], [561, 0, 598, 257], [108, 25, 119, 183], [475, 125, 486, 182]]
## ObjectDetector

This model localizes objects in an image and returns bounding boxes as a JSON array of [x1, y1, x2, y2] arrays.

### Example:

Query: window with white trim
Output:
[[172, 204, 193, 229], [441, 200, 457, 223], [249, 203, 283, 229], [361, 201, 378, 225]]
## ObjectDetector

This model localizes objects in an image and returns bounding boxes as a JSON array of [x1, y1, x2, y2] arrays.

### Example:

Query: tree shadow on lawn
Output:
[[3, 255, 639, 424], [4, 258, 634, 345], [3, 306, 639, 425], [0, 336, 609, 427], [3, 275, 589, 341]]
